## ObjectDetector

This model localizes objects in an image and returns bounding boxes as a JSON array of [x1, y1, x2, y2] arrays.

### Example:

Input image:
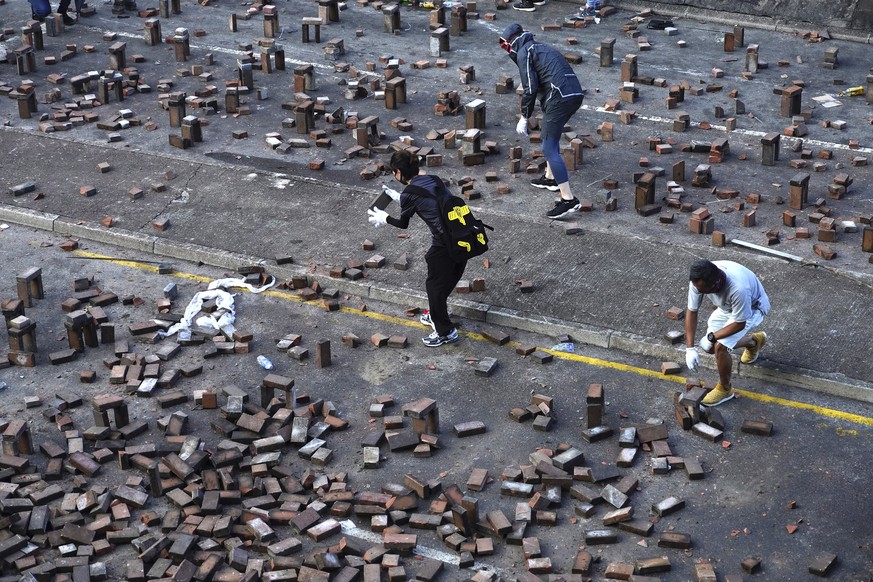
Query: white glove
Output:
[[685, 347, 700, 371], [367, 207, 388, 227], [516, 117, 529, 136], [382, 184, 401, 202]]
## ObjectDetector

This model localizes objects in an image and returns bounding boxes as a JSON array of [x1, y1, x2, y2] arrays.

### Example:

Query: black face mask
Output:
[[500, 35, 519, 63]]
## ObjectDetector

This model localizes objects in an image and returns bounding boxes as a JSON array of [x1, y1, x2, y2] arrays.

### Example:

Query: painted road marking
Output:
[[73, 250, 873, 428], [578, 104, 873, 154]]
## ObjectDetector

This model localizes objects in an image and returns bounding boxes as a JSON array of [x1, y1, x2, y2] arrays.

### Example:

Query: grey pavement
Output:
[[611, 0, 873, 43], [2, 0, 873, 398]]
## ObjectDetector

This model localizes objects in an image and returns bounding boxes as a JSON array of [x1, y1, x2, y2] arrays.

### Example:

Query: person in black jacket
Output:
[[500, 23, 586, 219], [367, 150, 465, 347]]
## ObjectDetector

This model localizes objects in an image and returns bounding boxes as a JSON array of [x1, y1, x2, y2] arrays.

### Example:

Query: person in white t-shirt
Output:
[[684, 259, 770, 406]]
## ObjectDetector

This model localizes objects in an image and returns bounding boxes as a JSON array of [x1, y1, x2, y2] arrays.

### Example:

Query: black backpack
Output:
[[646, 18, 674, 30], [405, 178, 493, 263]]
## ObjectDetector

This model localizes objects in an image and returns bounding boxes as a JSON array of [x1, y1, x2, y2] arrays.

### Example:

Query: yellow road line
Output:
[[74, 251, 163, 272], [533, 345, 873, 427], [537, 345, 873, 428], [733, 389, 873, 427], [537, 345, 687, 383], [73, 250, 873, 428]]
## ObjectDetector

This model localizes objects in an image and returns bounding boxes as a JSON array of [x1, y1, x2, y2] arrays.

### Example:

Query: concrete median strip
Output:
[[2, 203, 872, 405]]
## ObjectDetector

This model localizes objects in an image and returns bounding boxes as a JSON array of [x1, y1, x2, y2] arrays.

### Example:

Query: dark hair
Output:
[[390, 150, 419, 182], [689, 259, 719, 283]]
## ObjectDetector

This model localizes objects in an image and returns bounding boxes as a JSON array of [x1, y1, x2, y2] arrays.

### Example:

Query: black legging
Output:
[[425, 246, 467, 336], [540, 94, 584, 185]]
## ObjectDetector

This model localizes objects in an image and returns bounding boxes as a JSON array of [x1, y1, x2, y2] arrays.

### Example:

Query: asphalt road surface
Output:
[[1, 225, 871, 580]]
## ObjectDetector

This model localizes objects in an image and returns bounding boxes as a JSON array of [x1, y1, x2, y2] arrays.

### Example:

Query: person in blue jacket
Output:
[[29, 0, 79, 24], [500, 23, 586, 219]]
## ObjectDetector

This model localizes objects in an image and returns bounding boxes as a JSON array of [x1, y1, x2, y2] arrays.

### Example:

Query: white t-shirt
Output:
[[687, 260, 770, 322]]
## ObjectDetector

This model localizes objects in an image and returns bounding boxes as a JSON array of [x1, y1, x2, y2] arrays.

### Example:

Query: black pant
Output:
[[58, 0, 88, 12], [425, 245, 466, 336]]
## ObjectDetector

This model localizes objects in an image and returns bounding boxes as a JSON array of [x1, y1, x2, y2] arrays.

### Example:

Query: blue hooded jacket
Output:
[[502, 23, 585, 119]]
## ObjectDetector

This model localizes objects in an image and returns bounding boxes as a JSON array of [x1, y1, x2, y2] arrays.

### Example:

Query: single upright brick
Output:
[[315, 339, 331, 368]]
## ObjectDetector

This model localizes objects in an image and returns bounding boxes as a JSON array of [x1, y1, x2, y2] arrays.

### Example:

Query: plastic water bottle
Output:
[[256, 355, 274, 370]]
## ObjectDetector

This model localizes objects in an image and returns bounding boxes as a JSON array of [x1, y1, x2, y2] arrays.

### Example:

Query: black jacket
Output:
[[386, 174, 447, 247], [508, 31, 585, 119]]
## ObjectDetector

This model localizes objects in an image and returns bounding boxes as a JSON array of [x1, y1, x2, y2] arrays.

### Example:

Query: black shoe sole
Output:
[[422, 336, 460, 347], [546, 203, 581, 219]]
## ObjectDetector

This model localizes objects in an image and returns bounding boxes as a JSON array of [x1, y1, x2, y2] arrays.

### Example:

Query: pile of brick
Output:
[[1, 265, 472, 581]]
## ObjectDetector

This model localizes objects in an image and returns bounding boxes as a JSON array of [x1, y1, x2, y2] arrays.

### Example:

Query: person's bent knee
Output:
[[540, 138, 560, 160]]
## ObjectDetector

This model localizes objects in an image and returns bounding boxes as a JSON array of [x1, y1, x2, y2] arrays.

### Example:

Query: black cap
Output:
[[501, 22, 524, 43]]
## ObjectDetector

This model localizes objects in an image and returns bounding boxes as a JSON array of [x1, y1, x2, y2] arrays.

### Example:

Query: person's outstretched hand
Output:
[[367, 208, 388, 227]]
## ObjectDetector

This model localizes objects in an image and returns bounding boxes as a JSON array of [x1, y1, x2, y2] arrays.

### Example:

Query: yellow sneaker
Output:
[[701, 383, 734, 407], [741, 332, 767, 364]]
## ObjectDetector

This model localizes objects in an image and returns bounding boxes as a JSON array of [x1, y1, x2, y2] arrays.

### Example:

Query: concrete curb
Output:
[[0, 206, 58, 230], [608, 0, 873, 44], [55, 218, 157, 254], [153, 239, 263, 271], [3, 203, 872, 403]]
